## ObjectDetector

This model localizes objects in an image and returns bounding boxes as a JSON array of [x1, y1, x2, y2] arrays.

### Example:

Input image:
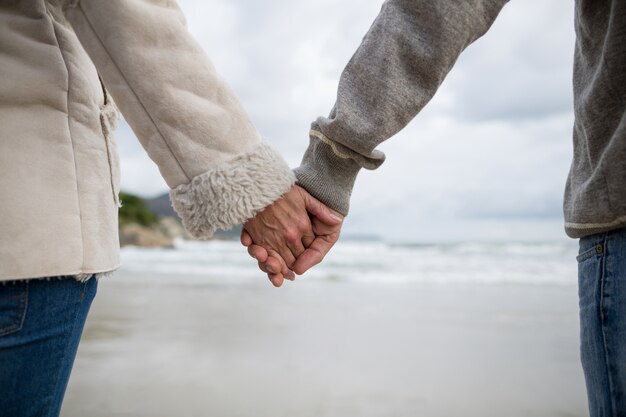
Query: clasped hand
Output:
[[240, 185, 344, 287]]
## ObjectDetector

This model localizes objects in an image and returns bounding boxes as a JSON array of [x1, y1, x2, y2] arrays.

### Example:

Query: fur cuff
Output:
[[170, 142, 296, 239]]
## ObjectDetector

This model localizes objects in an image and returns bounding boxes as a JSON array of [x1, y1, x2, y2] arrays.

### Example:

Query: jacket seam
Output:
[[46, 6, 86, 273], [74, 3, 190, 182]]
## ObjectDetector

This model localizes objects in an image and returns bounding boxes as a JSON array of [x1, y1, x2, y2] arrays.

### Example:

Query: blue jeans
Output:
[[579, 227, 626, 417], [0, 277, 97, 417]]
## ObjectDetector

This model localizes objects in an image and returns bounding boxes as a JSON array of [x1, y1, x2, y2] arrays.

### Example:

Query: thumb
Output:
[[298, 187, 343, 226], [292, 245, 325, 275]]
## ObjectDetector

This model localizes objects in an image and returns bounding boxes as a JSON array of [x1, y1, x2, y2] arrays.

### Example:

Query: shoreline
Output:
[[62, 272, 587, 417]]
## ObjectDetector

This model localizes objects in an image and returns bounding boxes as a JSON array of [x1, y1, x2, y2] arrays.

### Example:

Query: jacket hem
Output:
[[0, 267, 119, 284]]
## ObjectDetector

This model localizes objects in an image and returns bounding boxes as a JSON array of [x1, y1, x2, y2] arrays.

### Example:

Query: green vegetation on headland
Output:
[[118, 191, 240, 247], [119, 191, 159, 227], [118, 191, 176, 247]]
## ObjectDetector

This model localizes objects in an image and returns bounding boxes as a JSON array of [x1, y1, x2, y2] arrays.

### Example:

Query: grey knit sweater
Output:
[[294, 0, 626, 239]]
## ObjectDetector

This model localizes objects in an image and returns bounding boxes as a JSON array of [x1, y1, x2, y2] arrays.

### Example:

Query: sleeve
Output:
[[63, 0, 295, 239], [293, 0, 509, 215]]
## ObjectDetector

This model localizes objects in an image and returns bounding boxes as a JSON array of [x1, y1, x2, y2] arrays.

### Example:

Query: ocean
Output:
[[120, 238, 580, 286], [64, 238, 588, 416]]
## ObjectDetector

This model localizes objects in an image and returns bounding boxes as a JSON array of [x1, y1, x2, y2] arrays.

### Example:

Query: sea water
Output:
[[119, 239, 579, 286]]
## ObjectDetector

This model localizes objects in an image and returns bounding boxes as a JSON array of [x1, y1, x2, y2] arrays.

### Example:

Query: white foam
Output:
[[119, 239, 579, 286]]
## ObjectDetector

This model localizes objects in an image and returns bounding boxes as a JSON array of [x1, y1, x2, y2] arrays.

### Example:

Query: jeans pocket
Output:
[[0, 281, 28, 337], [577, 244, 605, 263], [577, 233, 606, 264]]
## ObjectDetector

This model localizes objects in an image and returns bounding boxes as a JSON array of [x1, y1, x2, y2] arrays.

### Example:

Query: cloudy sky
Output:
[[117, 0, 576, 242]]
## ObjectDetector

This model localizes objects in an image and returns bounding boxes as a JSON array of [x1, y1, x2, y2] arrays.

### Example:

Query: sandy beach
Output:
[[61, 268, 587, 417]]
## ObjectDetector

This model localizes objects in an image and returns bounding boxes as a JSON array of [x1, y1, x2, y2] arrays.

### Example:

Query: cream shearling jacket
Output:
[[0, 0, 295, 281]]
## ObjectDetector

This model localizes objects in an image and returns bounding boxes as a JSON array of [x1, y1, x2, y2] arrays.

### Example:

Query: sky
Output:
[[116, 0, 576, 243]]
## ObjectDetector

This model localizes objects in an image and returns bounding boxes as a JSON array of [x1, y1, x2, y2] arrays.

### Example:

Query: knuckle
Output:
[[284, 229, 300, 243], [267, 259, 280, 271], [296, 218, 310, 232]]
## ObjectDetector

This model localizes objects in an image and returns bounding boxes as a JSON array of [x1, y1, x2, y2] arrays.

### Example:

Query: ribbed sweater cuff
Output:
[[293, 136, 362, 216]]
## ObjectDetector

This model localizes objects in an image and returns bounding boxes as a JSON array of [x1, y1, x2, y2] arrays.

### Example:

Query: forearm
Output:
[[65, 0, 295, 238], [295, 0, 508, 215]]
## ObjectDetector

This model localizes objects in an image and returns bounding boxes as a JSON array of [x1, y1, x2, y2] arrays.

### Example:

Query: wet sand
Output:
[[62, 272, 588, 417]]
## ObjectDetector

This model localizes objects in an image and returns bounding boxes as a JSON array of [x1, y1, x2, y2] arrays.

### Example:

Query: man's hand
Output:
[[241, 185, 343, 287]]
